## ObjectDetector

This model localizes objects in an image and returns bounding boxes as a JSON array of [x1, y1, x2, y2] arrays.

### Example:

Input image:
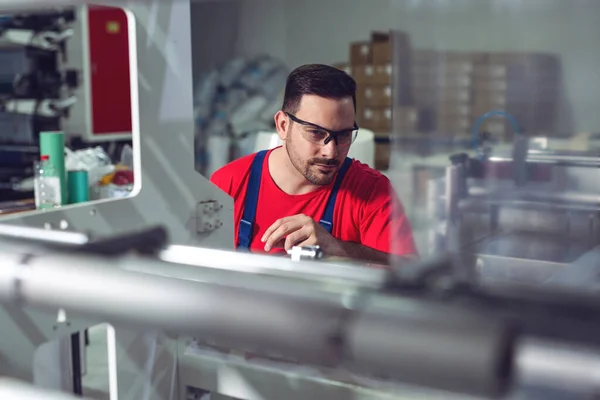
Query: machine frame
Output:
[[0, 0, 233, 398]]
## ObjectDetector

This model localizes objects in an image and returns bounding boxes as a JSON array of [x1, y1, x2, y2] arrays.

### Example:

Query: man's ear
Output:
[[274, 110, 289, 141]]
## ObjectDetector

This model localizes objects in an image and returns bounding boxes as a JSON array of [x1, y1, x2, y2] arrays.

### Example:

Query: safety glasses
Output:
[[286, 112, 359, 148]]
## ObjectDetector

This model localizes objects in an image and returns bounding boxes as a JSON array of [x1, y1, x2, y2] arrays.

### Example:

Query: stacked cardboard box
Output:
[[411, 51, 483, 136], [333, 31, 415, 169], [347, 32, 413, 134], [411, 51, 561, 139], [333, 38, 563, 168], [473, 53, 561, 139]]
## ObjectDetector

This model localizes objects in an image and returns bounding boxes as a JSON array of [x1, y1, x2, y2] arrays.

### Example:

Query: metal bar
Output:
[[179, 343, 485, 400], [488, 151, 600, 168], [158, 245, 386, 288], [0, 224, 89, 246], [467, 187, 600, 208]]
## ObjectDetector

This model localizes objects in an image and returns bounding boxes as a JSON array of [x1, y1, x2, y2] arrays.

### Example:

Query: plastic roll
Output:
[[39, 131, 66, 205], [67, 170, 89, 204]]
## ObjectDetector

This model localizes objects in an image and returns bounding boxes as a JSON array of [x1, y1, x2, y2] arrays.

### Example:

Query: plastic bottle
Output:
[[34, 155, 62, 209]]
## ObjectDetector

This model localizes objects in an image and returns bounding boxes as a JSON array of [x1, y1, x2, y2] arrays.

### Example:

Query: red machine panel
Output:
[[87, 6, 132, 136]]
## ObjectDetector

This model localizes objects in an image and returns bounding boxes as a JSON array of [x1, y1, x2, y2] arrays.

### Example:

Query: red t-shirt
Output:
[[210, 148, 417, 256]]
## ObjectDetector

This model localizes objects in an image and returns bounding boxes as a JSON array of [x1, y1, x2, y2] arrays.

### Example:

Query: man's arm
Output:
[[356, 175, 418, 260]]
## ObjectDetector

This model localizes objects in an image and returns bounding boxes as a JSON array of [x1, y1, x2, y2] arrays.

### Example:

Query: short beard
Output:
[[285, 133, 340, 186]]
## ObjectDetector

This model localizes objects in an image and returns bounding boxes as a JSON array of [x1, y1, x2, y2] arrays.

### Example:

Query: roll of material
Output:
[[67, 170, 89, 204], [39, 131, 66, 205]]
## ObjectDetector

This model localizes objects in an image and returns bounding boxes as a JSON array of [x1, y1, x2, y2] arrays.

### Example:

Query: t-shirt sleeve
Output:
[[210, 168, 232, 195], [359, 176, 418, 256]]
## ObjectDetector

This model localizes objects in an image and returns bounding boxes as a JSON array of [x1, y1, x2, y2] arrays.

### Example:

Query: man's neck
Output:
[[268, 147, 320, 195]]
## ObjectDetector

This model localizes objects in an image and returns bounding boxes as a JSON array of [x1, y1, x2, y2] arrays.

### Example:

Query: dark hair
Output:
[[282, 64, 357, 114]]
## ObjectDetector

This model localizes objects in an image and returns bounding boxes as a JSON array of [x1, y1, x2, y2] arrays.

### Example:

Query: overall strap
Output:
[[238, 150, 268, 250], [319, 157, 353, 234]]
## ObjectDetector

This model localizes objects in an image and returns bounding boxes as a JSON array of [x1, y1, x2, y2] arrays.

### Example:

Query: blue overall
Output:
[[238, 150, 353, 251]]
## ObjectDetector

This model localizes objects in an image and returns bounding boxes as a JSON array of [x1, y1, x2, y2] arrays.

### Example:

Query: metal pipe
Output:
[[488, 152, 600, 168], [444, 165, 462, 252], [345, 299, 515, 397], [0, 224, 89, 246], [467, 187, 600, 207], [0, 246, 516, 398], [0, 251, 348, 367], [516, 338, 600, 396]]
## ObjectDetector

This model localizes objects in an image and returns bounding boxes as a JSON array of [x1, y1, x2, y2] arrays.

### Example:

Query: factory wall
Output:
[[190, 0, 600, 134]]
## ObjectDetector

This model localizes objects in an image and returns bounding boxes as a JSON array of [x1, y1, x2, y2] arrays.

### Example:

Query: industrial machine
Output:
[[0, 0, 233, 398], [0, 7, 79, 202], [0, 0, 599, 400], [429, 111, 600, 288], [3, 224, 600, 400]]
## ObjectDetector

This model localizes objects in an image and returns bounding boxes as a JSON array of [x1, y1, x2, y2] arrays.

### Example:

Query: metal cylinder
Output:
[[344, 298, 516, 398], [0, 252, 346, 366], [516, 338, 600, 397]]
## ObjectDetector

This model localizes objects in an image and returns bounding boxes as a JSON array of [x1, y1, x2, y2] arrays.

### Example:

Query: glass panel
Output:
[[388, 0, 600, 287]]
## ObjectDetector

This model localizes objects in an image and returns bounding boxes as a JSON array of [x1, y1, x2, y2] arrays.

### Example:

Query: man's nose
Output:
[[321, 138, 338, 159]]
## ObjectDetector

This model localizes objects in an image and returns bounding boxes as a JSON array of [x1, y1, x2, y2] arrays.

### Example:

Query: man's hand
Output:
[[261, 214, 335, 252]]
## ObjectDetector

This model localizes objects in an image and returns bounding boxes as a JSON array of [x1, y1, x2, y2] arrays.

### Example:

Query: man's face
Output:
[[281, 95, 355, 185]]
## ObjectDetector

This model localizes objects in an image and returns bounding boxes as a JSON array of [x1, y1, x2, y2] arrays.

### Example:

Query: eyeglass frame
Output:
[[285, 112, 359, 147]]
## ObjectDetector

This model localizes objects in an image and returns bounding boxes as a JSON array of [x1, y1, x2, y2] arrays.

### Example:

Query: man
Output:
[[210, 64, 416, 264]]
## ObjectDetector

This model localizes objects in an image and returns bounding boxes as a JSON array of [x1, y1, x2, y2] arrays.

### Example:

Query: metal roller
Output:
[[0, 251, 347, 366], [343, 298, 516, 398]]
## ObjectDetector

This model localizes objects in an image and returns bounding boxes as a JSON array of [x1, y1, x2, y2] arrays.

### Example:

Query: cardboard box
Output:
[[436, 116, 471, 133], [358, 107, 392, 131], [413, 60, 475, 76], [358, 106, 417, 132], [372, 41, 391, 65], [353, 64, 392, 84], [412, 72, 473, 89], [474, 79, 508, 92], [373, 63, 393, 83], [487, 52, 559, 69], [371, 31, 410, 65], [473, 64, 507, 79], [350, 41, 372, 65], [412, 50, 487, 64], [414, 88, 472, 105], [434, 102, 472, 118], [473, 90, 507, 109], [353, 65, 375, 83], [396, 106, 418, 130], [374, 141, 390, 170], [362, 85, 392, 107]]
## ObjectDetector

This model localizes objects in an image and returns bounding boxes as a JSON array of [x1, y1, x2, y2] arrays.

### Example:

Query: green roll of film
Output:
[[68, 170, 89, 204], [39, 131, 66, 205]]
